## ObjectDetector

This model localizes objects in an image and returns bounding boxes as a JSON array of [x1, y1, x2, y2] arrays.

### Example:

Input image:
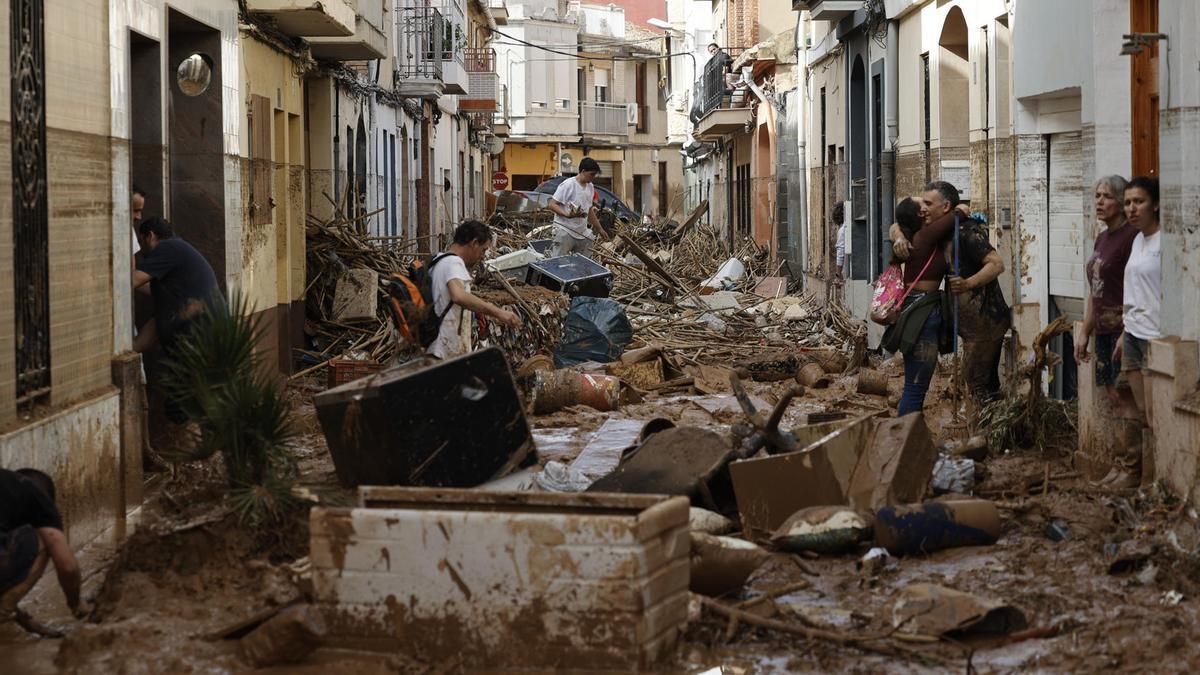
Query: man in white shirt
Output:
[[427, 220, 522, 360], [547, 157, 609, 257]]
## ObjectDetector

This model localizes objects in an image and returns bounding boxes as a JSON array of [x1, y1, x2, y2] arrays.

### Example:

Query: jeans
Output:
[[898, 295, 942, 417]]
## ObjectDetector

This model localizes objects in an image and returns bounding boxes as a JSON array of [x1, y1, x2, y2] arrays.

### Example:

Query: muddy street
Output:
[[6, 361, 1200, 674]]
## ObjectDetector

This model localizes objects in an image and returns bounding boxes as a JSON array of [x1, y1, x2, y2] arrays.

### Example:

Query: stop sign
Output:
[[492, 171, 509, 191]]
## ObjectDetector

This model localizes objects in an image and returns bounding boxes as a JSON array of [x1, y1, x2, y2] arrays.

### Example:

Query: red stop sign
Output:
[[492, 171, 509, 191]]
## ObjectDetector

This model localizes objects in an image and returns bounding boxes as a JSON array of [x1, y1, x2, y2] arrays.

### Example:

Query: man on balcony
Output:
[[547, 158, 609, 257]]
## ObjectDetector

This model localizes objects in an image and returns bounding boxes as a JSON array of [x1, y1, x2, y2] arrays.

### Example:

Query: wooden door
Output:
[[1131, 0, 1158, 176]]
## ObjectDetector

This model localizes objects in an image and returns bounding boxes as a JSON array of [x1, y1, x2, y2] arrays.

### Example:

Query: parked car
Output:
[[492, 189, 553, 214], [534, 175, 640, 223]]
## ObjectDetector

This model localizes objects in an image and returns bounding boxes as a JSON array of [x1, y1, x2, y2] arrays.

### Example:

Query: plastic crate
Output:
[[326, 359, 383, 388]]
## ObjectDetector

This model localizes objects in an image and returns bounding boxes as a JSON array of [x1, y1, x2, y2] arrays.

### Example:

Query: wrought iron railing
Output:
[[398, 6, 445, 81], [693, 47, 750, 121], [580, 101, 629, 136], [13, 0, 50, 405]]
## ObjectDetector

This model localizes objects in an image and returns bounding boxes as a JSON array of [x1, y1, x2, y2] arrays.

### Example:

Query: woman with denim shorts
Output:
[[1103, 176, 1162, 487]]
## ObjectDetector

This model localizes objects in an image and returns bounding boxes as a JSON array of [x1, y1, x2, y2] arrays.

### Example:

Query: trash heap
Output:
[[302, 202, 1065, 671], [299, 207, 569, 376]]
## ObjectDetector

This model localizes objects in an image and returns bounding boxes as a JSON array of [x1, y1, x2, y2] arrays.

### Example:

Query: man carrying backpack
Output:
[[427, 220, 522, 360]]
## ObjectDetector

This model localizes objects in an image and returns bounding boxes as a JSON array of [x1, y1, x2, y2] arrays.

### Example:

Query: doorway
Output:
[[168, 9, 225, 286]]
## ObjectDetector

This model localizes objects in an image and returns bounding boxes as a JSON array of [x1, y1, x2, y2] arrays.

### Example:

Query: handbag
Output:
[[869, 250, 937, 325]]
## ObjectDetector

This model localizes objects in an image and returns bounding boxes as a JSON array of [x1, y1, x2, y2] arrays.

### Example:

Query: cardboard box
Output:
[[846, 413, 937, 510], [730, 415, 876, 539]]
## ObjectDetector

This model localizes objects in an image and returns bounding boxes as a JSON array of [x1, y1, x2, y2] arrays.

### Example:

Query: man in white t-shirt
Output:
[[547, 157, 610, 257], [427, 220, 522, 360]]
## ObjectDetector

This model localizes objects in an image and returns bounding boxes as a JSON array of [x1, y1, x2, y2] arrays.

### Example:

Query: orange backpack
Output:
[[384, 253, 453, 349]]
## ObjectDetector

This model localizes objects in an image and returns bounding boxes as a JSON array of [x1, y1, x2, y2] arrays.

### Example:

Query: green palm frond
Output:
[[158, 291, 301, 530]]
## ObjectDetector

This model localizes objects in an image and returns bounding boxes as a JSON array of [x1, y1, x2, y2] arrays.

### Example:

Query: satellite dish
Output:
[[487, 137, 505, 155]]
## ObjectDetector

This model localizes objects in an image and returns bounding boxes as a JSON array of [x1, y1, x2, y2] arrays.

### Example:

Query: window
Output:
[[249, 94, 272, 225], [635, 62, 648, 133], [921, 52, 931, 183], [594, 68, 609, 103]]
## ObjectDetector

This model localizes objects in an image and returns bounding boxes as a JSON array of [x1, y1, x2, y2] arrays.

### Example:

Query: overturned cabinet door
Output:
[[310, 488, 690, 670], [314, 347, 533, 488]]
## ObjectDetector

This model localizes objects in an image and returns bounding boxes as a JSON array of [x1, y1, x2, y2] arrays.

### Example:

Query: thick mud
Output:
[[6, 365, 1200, 673]]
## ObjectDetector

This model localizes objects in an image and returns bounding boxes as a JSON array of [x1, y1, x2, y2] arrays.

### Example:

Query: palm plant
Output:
[[160, 292, 299, 527]]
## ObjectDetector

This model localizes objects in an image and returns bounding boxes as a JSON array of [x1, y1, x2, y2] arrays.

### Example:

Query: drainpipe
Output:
[[882, 20, 899, 262], [334, 80, 341, 208], [795, 14, 809, 283]]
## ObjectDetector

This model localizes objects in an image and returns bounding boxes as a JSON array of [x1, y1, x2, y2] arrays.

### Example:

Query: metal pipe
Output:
[[796, 13, 810, 286]]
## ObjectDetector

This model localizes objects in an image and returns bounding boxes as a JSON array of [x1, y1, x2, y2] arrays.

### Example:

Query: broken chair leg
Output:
[[728, 372, 805, 456]]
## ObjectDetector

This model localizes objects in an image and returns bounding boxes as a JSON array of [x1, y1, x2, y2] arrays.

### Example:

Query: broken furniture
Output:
[[310, 488, 689, 670], [586, 426, 740, 514], [313, 347, 532, 488], [730, 414, 877, 538]]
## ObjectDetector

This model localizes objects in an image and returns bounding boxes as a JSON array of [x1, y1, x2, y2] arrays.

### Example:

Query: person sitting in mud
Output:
[[0, 468, 91, 629]]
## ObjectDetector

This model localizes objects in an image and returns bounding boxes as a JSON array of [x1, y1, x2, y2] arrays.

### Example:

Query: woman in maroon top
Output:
[[1075, 175, 1138, 415], [887, 198, 963, 415]]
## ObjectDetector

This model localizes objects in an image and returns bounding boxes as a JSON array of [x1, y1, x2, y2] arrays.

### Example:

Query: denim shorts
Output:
[[1121, 333, 1150, 372], [1094, 332, 1125, 387]]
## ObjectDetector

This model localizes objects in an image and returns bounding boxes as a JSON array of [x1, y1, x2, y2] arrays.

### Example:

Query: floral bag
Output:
[[869, 252, 936, 325]]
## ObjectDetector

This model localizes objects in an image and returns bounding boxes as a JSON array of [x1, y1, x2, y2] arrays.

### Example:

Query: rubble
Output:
[[238, 605, 326, 667], [881, 583, 1028, 639], [769, 506, 872, 555], [314, 347, 533, 488], [874, 500, 1002, 555], [689, 533, 769, 597]]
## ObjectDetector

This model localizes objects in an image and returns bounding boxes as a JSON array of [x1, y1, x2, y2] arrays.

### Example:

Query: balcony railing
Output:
[[462, 48, 498, 111], [398, 6, 445, 81], [580, 101, 629, 137], [439, 1, 466, 66], [694, 48, 751, 120]]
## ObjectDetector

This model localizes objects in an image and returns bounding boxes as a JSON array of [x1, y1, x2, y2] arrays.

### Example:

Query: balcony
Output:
[[691, 54, 752, 140], [792, 0, 860, 20], [462, 48, 498, 112], [439, 1, 469, 95], [308, 0, 387, 59], [395, 6, 445, 100], [579, 101, 630, 140], [494, 83, 510, 136], [245, 0, 355, 36]]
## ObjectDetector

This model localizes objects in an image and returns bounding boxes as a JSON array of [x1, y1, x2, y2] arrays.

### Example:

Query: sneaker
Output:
[[1107, 470, 1141, 490], [1091, 466, 1121, 487]]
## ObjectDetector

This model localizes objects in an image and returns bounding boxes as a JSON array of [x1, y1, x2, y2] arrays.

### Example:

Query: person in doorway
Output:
[[132, 217, 222, 422], [427, 219, 522, 361], [1, 469, 90, 631], [1106, 176, 1162, 488], [1075, 175, 1138, 417], [547, 158, 609, 257], [130, 186, 158, 348], [927, 181, 1008, 407]]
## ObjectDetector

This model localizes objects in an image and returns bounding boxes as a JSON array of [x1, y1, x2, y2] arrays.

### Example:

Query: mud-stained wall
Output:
[[0, 0, 118, 423], [0, 392, 121, 546]]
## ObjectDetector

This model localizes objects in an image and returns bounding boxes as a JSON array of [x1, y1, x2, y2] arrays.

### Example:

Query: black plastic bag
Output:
[[553, 297, 633, 367]]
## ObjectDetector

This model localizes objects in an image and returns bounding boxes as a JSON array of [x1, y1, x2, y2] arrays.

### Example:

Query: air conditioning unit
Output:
[[626, 102, 638, 124]]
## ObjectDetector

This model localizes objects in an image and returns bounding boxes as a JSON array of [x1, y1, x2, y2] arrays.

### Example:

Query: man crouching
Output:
[[1, 468, 90, 633]]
